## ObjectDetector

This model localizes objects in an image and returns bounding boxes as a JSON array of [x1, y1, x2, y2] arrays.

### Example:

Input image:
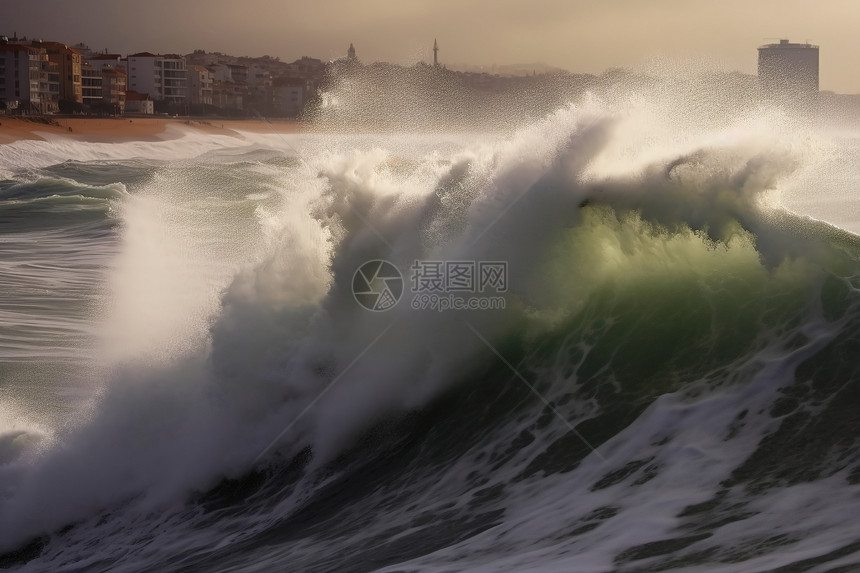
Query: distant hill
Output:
[[446, 62, 568, 77]]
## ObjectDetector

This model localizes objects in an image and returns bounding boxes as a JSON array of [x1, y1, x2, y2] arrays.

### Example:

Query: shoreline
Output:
[[0, 117, 307, 145]]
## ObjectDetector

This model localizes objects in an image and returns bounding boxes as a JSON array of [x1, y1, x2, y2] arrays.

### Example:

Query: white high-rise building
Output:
[[758, 39, 819, 114], [127, 52, 186, 104]]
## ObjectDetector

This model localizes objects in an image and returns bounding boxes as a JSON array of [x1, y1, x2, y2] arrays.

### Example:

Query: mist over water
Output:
[[1, 68, 860, 572]]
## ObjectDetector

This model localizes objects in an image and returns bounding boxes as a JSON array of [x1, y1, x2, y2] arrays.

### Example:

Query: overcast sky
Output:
[[4, 0, 860, 92]]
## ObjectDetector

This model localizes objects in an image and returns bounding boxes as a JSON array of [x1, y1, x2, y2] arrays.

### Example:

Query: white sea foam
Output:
[[1, 91, 860, 572], [0, 126, 245, 171]]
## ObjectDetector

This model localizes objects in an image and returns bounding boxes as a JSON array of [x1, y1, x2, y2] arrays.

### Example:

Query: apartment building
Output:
[[86, 54, 124, 72], [0, 40, 59, 114], [209, 63, 236, 83], [0, 43, 33, 111], [127, 52, 186, 104], [245, 65, 273, 114], [212, 81, 243, 112], [36, 41, 83, 104], [247, 65, 271, 87], [758, 39, 819, 114], [273, 78, 306, 116], [102, 68, 127, 114], [37, 51, 60, 113], [75, 54, 126, 114], [81, 63, 103, 107], [186, 65, 213, 106]]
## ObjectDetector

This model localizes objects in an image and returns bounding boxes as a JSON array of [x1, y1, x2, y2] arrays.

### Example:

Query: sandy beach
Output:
[[0, 117, 306, 145]]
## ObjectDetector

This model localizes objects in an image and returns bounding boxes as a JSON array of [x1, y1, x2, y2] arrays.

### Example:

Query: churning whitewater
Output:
[[2, 91, 860, 573]]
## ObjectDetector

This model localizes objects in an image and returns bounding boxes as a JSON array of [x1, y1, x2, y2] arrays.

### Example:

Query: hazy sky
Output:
[[4, 0, 860, 92]]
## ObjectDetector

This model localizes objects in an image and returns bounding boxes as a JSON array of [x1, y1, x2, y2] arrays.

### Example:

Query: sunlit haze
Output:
[[4, 0, 860, 92]]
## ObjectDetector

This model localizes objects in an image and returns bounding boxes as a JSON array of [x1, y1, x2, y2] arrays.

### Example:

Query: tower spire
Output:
[[433, 38, 438, 67]]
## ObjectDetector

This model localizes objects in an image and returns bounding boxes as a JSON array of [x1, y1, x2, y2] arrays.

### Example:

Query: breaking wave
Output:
[[1, 90, 860, 572]]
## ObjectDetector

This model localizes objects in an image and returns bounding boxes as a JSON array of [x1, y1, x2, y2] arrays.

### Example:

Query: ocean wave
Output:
[[2, 98, 860, 572]]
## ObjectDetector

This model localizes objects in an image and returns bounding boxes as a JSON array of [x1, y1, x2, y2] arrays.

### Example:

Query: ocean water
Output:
[[2, 89, 860, 573]]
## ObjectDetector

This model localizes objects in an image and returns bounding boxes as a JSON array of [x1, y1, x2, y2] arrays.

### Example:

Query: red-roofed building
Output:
[[125, 90, 153, 114]]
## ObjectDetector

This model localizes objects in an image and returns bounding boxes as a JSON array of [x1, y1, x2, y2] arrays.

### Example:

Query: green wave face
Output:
[[2, 109, 860, 572]]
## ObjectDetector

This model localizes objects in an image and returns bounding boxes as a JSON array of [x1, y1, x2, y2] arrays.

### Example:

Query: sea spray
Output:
[[1, 83, 860, 571]]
